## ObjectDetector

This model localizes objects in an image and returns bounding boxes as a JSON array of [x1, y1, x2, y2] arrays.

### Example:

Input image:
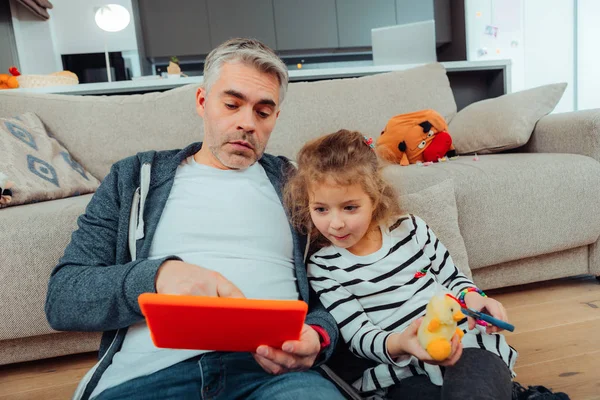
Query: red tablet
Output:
[[138, 293, 308, 352]]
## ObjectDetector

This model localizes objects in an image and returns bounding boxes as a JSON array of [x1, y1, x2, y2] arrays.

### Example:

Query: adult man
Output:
[[45, 38, 344, 400]]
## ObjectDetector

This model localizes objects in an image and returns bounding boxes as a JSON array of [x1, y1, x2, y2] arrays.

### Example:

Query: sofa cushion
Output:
[[449, 83, 567, 155], [268, 63, 457, 160], [0, 194, 93, 340], [383, 153, 600, 269], [0, 85, 203, 180], [0, 112, 100, 207], [394, 180, 472, 279]]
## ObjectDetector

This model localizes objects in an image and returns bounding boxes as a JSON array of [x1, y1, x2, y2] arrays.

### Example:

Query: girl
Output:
[[284, 130, 516, 400]]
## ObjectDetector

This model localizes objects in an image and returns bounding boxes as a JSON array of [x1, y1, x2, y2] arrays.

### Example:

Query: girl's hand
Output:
[[464, 292, 509, 334], [387, 318, 463, 367]]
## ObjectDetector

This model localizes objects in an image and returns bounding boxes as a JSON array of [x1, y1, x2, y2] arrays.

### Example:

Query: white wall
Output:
[[9, 0, 140, 76], [577, 0, 600, 111], [9, 0, 62, 74], [465, 0, 525, 92], [465, 0, 576, 112], [523, 0, 575, 113], [51, 0, 138, 55]]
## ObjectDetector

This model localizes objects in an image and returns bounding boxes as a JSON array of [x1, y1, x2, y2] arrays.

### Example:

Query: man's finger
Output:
[[216, 278, 245, 298], [257, 345, 298, 370], [253, 353, 283, 375], [282, 339, 318, 357]]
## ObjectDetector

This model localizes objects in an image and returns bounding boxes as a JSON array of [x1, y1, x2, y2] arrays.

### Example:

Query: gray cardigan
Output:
[[45, 142, 339, 399]]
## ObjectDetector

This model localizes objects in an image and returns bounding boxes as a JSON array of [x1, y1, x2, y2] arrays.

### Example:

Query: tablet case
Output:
[[138, 293, 308, 352]]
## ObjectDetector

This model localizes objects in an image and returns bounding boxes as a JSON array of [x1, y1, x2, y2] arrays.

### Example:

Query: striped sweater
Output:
[[308, 215, 517, 392]]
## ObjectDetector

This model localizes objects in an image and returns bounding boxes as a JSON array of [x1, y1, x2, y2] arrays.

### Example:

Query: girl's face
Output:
[[309, 179, 376, 255]]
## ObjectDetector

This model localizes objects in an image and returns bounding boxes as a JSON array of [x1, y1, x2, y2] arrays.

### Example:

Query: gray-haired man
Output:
[[45, 38, 344, 400]]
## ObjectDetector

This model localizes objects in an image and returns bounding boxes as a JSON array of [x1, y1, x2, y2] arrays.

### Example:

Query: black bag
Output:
[[512, 382, 570, 400]]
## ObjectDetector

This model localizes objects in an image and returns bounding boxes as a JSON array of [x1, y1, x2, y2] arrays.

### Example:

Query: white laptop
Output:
[[371, 20, 437, 66]]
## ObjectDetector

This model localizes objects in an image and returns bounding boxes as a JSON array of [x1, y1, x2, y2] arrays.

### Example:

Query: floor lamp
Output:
[[94, 4, 131, 83]]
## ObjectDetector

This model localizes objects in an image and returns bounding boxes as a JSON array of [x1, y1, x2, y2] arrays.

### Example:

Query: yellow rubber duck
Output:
[[417, 294, 465, 361]]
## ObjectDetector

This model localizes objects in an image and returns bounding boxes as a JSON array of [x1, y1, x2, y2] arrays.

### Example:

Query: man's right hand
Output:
[[155, 260, 245, 298]]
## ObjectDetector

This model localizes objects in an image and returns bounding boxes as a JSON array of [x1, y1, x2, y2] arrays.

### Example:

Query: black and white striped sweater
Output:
[[308, 214, 517, 392]]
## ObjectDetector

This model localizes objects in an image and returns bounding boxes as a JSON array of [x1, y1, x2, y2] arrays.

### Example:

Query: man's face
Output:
[[196, 62, 281, 170]]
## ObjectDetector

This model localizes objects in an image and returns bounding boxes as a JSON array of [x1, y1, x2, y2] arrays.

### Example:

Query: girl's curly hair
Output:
[[283, 129, 400, 249]]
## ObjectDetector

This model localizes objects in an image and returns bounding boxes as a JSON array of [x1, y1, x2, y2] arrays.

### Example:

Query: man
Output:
[[45, 38, 344, 400]]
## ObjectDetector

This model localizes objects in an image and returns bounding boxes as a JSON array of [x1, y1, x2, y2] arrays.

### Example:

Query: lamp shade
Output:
[[95, 4, 131, 32]]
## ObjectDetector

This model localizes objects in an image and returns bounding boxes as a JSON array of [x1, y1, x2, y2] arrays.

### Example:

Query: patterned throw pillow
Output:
[[0, 112, 100, 207]]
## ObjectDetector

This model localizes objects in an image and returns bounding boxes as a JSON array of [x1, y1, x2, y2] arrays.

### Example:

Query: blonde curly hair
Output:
[[283, 129, 400, 249]]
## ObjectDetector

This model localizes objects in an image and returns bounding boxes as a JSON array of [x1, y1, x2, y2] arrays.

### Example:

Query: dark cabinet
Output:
[[273, 0, 339, 50], [207, 0, 277, 49], [336, 0, 397, 47], [138, 0, 211, 58]]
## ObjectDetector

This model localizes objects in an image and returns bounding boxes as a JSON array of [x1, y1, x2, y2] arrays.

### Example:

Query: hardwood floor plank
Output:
[[506, 318, 600, 367], [0, 352, 96, 381], [503, 292, 600, 334], [0, 353, 95, 396], [489, 276, 599, 309], [514, 350, 600, 400], [0, 382, 79, 400]]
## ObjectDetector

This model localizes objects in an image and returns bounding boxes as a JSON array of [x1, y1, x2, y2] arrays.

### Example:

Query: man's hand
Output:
[[464, 292, 508, 334], [155, 260, 244, 298], [387, 318, 463, 367], [253, 324, 321, 375]]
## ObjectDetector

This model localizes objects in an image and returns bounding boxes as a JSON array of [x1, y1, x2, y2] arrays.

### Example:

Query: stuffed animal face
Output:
[[428, 294, 464, 325], [376, 109, 450, 166]]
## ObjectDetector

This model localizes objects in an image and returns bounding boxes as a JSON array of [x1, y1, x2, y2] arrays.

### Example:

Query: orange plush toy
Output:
[[376, 109, 456, 166], [0, 66, 20, 90]]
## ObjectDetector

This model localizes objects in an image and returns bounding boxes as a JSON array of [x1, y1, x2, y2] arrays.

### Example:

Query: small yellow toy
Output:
[[417, 293, 465, 361]]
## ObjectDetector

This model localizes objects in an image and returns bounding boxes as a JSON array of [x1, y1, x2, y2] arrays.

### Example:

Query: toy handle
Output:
[[463, 308, 515, 332]]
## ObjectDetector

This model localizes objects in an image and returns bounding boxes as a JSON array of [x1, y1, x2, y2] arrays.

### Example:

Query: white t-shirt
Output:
[[92, 156, 298, 398]]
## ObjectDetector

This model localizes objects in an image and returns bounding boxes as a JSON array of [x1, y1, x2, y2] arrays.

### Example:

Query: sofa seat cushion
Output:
[[383, 153, 600, 269], [0, 194, 93, 341]]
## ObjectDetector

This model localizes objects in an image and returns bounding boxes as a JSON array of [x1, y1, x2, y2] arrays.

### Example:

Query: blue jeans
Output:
[[95, 352, 345, 400]]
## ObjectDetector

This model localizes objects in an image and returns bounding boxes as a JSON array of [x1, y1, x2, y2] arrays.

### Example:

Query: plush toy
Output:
[[0, 66, 20, 90], [376, 109, 456, 166], [417, 293, 465, 361], [0, 172, 14, 206]]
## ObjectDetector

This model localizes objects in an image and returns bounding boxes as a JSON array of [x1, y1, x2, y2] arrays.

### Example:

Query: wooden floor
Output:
[[1, 276, 599, 399]]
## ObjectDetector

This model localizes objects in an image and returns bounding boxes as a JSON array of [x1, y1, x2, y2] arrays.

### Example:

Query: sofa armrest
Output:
[[524, 109, 600, 162]]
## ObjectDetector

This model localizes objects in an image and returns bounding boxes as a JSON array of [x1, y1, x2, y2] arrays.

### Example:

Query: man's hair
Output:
[[203, 38, 289, 104], [283, 129, 401, 249]]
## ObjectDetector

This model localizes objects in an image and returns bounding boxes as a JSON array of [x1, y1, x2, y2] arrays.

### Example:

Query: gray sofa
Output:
[[1, 63, 599, 366]]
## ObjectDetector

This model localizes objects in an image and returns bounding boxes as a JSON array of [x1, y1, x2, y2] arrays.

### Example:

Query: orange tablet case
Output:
[[138, 293, 308, 352]]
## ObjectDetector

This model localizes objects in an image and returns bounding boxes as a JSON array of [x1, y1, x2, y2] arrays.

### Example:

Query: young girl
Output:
[[284, 129, 517, 400]]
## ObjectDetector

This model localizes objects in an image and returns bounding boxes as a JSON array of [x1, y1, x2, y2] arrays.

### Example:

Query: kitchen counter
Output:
[[12, 59, 511, 97]]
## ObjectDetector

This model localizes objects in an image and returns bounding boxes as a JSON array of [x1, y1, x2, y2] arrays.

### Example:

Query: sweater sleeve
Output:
[[307, 259, 412, 367], [412, 215, 476, 297], [303, 284, 340, 365], [45, 162, 181, 332]]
